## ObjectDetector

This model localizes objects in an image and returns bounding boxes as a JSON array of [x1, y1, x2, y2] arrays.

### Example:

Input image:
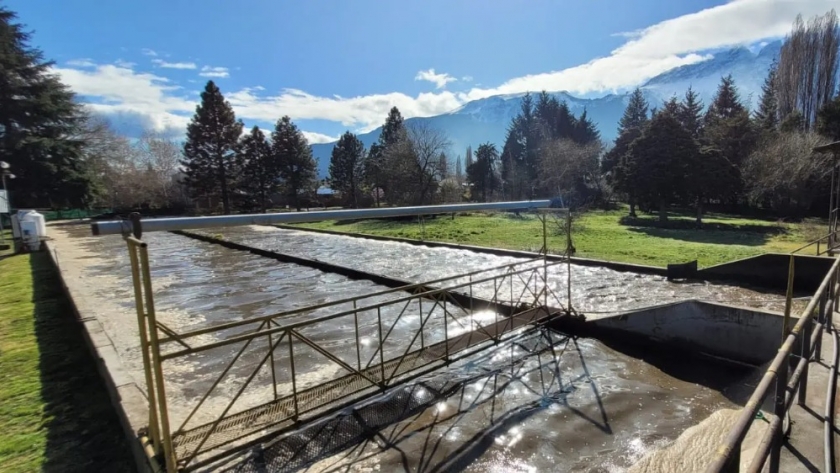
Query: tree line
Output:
[[3, 2, 840, 220]]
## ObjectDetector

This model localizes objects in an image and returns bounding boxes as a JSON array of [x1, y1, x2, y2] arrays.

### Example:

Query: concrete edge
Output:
[[44, 242, 158, 473], [273, 224, 670, 276]]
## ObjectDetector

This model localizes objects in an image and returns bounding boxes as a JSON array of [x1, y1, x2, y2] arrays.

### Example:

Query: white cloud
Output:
[[461, 76, 474, 82], [115, 59, 136, 68], [141, 48, 158, 57], [66, 58, 96, 67], [415, 68, 457, 89], [302, 131, 339, 144], [55, 0, 837, 136], [152, 59, 197, 70], [52, 63, 194, 132], [199, 66, 229, 78]]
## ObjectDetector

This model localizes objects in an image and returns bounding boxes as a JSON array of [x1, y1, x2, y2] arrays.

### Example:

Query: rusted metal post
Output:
[[771, 255, 796, 472], [288, 334, 299, 418], [353, 301, 361, 370], [269, 332, 277, 400], [566, 210, 572, 312], [127, 240, 161, 452], [377, 308, 385, 383], [419, 297, 425, 349], [139, 244, 176, 472], [799, 311, 812, 406]]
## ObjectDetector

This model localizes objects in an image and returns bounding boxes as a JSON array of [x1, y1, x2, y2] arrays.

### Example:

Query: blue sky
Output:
[[5, 0, 836, 142]]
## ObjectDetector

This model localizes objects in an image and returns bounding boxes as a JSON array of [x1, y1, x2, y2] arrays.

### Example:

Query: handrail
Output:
[[159, 255, 548, 343], [161, 259, 565, 359], [791, 229, 840, 255], [706, 256, 840, 472]]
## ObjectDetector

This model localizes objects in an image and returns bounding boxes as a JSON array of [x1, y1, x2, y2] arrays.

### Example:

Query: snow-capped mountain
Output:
[[311, 41, 782, 177]]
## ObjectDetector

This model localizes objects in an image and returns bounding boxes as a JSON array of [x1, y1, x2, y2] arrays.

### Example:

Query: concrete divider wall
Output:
[[697, 253, 834, 292], [44, 242, 157, 473], [555, 300, 795, 366], [273, 224, 670, 277], [274, 225, 834, 293]]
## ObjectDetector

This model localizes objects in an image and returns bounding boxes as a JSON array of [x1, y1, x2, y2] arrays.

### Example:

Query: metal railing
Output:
[[127, 235, 571, 472], [705, 254, 840, 473], [791, 228, 840, 256]]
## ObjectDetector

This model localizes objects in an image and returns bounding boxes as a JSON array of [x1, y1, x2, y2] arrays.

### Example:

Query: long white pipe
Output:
[[90, 200, 556, 236]]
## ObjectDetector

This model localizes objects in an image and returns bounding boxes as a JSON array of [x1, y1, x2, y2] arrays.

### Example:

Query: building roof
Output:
[[814, 141, 840, 154]]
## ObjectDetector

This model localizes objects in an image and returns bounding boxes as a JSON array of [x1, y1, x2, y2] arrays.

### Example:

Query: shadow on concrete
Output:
[[28, 252, 135, 472]]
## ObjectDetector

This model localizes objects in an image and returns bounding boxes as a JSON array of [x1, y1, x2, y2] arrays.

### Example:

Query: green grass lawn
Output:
[[294, 207, 825, 267], [0, 252, 134, 473]]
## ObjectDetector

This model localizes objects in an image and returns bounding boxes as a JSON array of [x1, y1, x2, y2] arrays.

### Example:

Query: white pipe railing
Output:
[[90, 200, 555, 236]]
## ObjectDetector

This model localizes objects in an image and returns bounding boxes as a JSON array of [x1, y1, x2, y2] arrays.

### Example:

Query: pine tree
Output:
[[0, 6, 93, 208], [572, 109, 600, 144], [455, 154, 464, 183], [271, 116, 318, 211], [467, 143, 500, 201], [182, 80, 243, 214], [437, 151, 449, 178], [379, 106, 405, 147], [702, 76, 755, 205], [817, 95, 840, 140], [754, 64, 780, 131], [705, 75, 747, 124], [662, 96, 680, 117], [631, 109, 699, 222], [238, 126, 276, 212], [605, 88, 649, 216], [465, 145, 473, 168], [364, 142, 385, 207], [678, 87, 704, 140], [329, 131, 365, 207]]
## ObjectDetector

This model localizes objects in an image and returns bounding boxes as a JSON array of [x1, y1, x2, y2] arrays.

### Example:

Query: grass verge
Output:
[[294, 208, 824, 267], [0, 252, 134, 473]]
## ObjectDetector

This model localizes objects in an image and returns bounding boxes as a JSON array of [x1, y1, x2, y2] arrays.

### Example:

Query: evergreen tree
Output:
[[705, 75, 747, 124], [364, 142, 385, 207], [437, 151, 449, 178], [379, 106, 405, 147], [467, 143, 500, 201], [702, 75, 755, 205], [238, 126, 276, 212], [678, 87, 704, 140], [817, 95, 840, 140], [182, 80, 243, 214], [271, 116, 318, 211], [329, 131, 365, 207], [454, 154, 464, 183], [605, 88, 649, 215], [662, 96, 680, 117], [753, 64, 780, 131], [0, 6, 93, 208], [465, 145, 473, 168], [631, 109, 699, 222], [573, 110, 600, 144]]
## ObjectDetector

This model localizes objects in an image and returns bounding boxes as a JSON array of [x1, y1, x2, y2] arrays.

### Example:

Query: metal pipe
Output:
[[91, 200, 555, 236], [746, 416, 782, 473], [826, 323, 838, 473]]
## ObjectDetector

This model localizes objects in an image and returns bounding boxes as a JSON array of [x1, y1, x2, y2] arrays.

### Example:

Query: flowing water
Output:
[[49, 223, 779, 472]]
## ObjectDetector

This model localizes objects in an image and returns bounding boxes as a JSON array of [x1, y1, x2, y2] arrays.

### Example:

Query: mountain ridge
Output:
[[311, 41, 784, 177]]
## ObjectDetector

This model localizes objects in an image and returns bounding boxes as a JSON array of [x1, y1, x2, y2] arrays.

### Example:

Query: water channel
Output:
[[52, 223, 783, 472]]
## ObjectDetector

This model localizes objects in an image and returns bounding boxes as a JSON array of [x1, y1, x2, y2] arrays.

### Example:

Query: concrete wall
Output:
[[553, 300, 795, 366], [698, 253, 834, 292], [44, 242, 157, 473]]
